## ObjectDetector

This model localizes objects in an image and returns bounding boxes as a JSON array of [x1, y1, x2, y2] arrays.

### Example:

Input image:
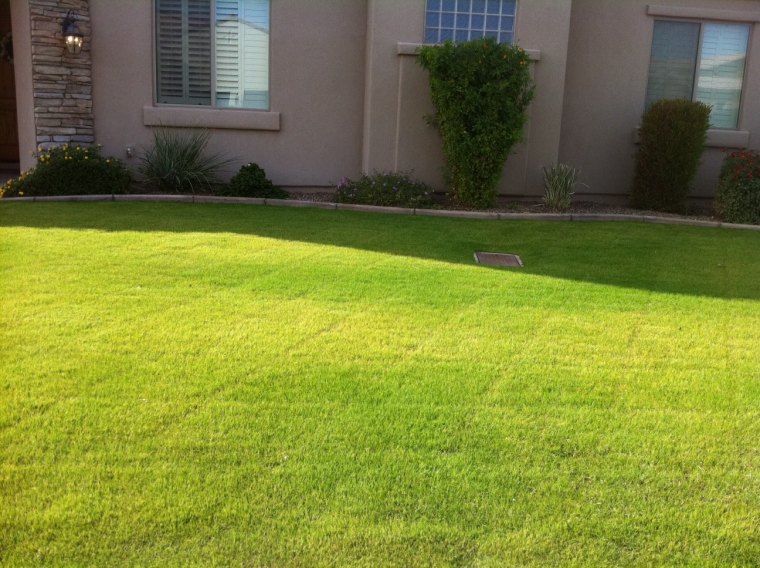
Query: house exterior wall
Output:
[[363, 0, 573, 196], [9, 0, 760, 200], [561, 0, 760, 202], [89, 0, 368, 186], [86, 0, 573, 194]]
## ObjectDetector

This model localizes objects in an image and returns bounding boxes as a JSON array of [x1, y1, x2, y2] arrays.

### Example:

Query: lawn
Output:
[[1, 202, 759, 567]]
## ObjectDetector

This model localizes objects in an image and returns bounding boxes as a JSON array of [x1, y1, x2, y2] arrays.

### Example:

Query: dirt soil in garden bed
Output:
[[288, 191, 719, 222]]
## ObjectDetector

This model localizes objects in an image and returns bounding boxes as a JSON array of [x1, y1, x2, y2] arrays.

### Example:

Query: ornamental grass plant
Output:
[[542, 163, 581, 212], [139, 128, 232, 194]]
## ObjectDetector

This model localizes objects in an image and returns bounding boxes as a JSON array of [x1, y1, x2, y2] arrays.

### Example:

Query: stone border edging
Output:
[[2, 194, 759, 232]]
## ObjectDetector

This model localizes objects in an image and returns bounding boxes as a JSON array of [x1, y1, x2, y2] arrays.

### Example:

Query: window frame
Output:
[[422, 0, 520, 46], [645, 17, 752, 131], [152, 0, 272, 112]]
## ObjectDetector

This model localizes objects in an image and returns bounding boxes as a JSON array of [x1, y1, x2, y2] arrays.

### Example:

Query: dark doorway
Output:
[[0, 0, 20, 173]]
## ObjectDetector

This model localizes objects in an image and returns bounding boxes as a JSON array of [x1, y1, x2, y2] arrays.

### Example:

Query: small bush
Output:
[[543, 164, 581, 212], [715, 149, 760, 225], [335, 171, 434, 208], [631, 99, 711, 213], [139, 128, 231, 194], [0, 144, 131, 198], [418, 38, 534, 208], [220, 162, 287, 199]]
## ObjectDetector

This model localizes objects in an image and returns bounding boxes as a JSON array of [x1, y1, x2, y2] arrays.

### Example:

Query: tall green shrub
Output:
[[418, 39, 534, 208], [631, 99, 711, 212]]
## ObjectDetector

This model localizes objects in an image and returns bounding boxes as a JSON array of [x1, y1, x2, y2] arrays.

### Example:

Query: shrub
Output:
[[139, 128, 231, 194], [0, 144, 131, 198], [335, 171, 434, 208], [418, 38, 534, 208], [220, 162, 287, 199], [715, 149, 760, 225], [631, 99, 711, 213], [543, 164, 581, 212]]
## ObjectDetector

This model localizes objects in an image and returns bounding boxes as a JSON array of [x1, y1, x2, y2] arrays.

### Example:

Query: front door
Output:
[[0, 0, 19, 164]]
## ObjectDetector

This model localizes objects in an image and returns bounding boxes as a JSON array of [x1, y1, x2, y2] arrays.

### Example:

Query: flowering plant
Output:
[[719, 149, 760, 184], [335, 171, 434, 208], [0, 144, 131, 198], [715, 149, 760, 225]]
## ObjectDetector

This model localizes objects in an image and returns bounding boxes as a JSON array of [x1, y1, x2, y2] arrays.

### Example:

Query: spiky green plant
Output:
[[139, 128, 232, 194], [542, 163, 581, 212]]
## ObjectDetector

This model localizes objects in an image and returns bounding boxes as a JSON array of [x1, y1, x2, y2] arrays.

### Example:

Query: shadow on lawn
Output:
[[2, 201, 760, 301]]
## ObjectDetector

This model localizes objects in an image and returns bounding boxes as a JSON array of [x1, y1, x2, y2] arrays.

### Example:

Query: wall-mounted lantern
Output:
[[62, 10, 83, 55]]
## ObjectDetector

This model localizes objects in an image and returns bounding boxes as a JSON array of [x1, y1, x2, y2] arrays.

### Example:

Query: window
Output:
[[646, 20, 750, 129], [424, 0, 517, 44], [156, 0, 270, 110]]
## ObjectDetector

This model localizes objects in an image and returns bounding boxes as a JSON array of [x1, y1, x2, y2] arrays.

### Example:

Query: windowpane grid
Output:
[[424, 0, 517, 44]]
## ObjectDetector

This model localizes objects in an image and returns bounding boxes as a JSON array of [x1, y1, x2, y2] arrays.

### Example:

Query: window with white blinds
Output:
[[156, 0, 270, 110], [645, 20, 750, 129]]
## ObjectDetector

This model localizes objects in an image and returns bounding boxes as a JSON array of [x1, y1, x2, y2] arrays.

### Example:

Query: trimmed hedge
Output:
[[631, 99, 711, 213], [221, 162, 287, 199], [418, 38, 534, 208]]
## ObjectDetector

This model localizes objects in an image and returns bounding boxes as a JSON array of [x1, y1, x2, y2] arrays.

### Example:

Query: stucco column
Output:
[[10, 0, 34, 170]]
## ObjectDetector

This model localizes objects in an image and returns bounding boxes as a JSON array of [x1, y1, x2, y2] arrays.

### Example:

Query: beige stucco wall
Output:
[[89, 0, 367, 187], [14, 0, 759, 199], [88, 0, 571, 194], [363, 0, 574, 196], [561, 0, 760, 202]]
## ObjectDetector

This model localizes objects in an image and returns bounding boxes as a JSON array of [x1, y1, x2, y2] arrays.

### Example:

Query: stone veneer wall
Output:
[[28, 0, 93, 150]]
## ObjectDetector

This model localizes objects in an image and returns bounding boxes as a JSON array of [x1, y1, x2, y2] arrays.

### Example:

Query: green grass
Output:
[[1, 202, 759, 567]]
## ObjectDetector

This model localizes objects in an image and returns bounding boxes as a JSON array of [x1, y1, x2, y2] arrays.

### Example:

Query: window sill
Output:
[[647, 4, 760, 23], [633, 128, 749, 148], [397, 42, 542, 61], [143, 106, 281, 131]]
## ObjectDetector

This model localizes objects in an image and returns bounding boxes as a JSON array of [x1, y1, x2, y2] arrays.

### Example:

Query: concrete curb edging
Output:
[[2, 194, 759, 232]]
